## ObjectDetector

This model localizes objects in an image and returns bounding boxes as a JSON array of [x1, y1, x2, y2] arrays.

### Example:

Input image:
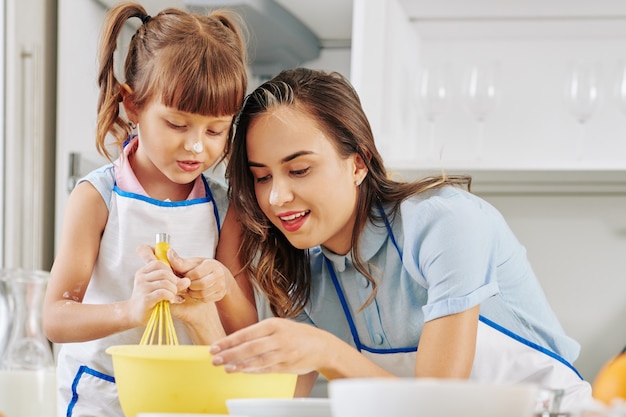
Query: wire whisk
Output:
[[140, 233, 179, 346]]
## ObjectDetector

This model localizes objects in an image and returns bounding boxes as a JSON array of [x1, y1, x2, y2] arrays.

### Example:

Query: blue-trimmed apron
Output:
[[56, 176, 221, 417], [323, 207, 591, 410]]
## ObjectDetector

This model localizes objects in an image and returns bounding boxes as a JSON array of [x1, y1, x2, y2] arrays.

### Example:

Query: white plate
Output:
[[329, 378, 538, 417], [137, 414, 247, 417], [226, 398, 332, 417]]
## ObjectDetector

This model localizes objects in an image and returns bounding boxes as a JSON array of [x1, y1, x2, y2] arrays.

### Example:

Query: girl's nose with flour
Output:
[[184, 132, 204, 154]]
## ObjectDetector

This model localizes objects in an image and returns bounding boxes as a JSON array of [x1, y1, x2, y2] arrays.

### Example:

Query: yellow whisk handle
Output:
[[139, 233, 179, 346], [155, 242, 170, 266]]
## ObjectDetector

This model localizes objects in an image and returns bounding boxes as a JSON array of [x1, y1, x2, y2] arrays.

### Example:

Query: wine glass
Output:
[[464, 63, 499, 160], [564, 61, 599, 160], [615, 61, 626, 116], [417, 64, 449, 160]]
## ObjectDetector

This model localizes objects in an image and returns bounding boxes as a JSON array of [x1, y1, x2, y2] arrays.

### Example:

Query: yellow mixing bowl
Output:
[[106, 345, 297, 417]]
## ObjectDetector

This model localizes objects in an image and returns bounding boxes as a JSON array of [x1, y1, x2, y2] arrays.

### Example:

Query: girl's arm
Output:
[[43, 181, 180, 343], [43, 181, 126, 342], [43, 182, 116, 343], [414, 305, 480, 378]]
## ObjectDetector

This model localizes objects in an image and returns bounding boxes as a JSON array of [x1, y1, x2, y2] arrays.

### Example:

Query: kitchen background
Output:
[[1, 0, 626, 386]]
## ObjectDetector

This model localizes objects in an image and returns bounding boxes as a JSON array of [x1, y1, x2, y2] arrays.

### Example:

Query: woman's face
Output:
[[246, 105, 366, 255]]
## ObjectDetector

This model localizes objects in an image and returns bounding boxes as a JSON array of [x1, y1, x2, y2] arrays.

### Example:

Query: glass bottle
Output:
[[0, 269, 56, 417], [0, 275, 10, 359]]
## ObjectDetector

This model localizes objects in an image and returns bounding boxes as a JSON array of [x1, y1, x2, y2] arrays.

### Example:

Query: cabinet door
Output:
[[351, 0, 626, 193], [3, 0, 56, 269]]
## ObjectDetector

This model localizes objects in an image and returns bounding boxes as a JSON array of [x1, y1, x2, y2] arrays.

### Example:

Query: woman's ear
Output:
[[353, 153, 369, 186], [120, 83, 138, 123]]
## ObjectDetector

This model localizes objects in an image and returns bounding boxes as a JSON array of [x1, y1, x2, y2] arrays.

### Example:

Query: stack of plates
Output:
[[138, 414, 247, 417]]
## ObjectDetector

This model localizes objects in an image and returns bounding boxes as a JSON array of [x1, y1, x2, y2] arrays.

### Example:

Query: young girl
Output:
[[210, 68, 593, 410], [43, 3, 254, 416]]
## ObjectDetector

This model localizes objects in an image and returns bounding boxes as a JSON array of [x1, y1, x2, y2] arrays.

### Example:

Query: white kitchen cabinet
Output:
[[351, 0, 626, 193], [2, 0, 56, 269]]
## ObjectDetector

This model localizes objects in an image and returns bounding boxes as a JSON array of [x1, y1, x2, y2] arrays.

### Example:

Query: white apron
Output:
[[324, 210, 591, 411], [56, 177, 220, 417]]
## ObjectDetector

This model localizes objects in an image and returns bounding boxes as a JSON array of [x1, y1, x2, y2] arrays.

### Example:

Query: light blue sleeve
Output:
[[76, 163, 115, 211], [400, 189, 500, 322]]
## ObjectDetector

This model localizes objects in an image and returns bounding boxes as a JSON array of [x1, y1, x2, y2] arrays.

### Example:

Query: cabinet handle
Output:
[[67, 152, 81, 193], [19, 45, 43, 269]]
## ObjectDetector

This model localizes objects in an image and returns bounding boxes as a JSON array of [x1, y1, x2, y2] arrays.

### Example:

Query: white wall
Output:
[[484, 195, 626, 379], [483, 192, 626, 381]]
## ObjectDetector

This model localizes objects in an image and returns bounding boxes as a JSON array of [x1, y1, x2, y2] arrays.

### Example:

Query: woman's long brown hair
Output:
[[227, 68, 470, 318]]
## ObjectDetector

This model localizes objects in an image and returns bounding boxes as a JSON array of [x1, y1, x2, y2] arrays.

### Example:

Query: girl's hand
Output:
[[136, 244, 226, 342], [133, 245, 191, 326], [209, 318, 329, 375], [167, 248, 234, 304], [165, 249, 235, 337]]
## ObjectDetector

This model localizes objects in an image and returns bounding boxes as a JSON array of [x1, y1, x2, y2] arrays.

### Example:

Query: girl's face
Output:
[[131, 99, 232, 200], [246, 105, 366, 255]]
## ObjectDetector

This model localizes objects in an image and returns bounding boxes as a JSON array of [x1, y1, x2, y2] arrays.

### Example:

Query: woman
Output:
[[211, 68, 592, 410]]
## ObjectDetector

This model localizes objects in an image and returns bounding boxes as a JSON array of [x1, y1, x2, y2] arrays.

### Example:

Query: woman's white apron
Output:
[[324, 210, 591, 411]]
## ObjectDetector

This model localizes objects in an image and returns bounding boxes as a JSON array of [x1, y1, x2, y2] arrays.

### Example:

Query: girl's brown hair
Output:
[[227, 68, 471, 318], [96, 2, 247, 160]]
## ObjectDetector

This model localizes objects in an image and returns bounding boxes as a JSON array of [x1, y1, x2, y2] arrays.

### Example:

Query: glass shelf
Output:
[[387, 162, 626, 194]]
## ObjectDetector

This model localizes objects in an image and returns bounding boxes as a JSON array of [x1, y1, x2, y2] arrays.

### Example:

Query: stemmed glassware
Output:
[[417, 64, 449, 161], [464, 63, 499, 161], [564, 61, 599, 160], [615, 61, 626, 116]]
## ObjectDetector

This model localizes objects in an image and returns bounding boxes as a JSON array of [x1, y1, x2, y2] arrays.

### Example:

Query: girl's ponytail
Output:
[[95, 2, 147, 160]]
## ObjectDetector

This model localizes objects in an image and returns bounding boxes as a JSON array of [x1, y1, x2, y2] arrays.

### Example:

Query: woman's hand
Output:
[[210, 318, 396, 380], [210, 318, 328, 375]]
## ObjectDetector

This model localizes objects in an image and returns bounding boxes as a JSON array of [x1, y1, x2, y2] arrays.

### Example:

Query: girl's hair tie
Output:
[[141, 14, 151, 24]]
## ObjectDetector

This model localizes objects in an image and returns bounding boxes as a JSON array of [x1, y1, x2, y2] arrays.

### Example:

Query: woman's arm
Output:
[[414, 305, 480, 378], [208, 307, 480, 380], [209, 318, 395, 380]]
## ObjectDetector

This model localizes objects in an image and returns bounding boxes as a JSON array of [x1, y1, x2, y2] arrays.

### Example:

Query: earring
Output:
[[128, 120, 137, 130], [356, 178, 362, 186]]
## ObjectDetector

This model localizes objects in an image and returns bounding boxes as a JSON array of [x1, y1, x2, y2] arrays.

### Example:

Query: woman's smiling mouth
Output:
[[278, 210, 310, 232]]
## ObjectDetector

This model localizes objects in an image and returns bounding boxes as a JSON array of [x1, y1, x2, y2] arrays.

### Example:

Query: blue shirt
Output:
[[299, 186, 580, 363]]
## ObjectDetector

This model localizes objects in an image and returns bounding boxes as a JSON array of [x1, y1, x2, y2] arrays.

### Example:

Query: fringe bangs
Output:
[[150, 43, 246, 116]]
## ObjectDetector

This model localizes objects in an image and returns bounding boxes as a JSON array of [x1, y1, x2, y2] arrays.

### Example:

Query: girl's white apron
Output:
[[56, 182, 219, 417]]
